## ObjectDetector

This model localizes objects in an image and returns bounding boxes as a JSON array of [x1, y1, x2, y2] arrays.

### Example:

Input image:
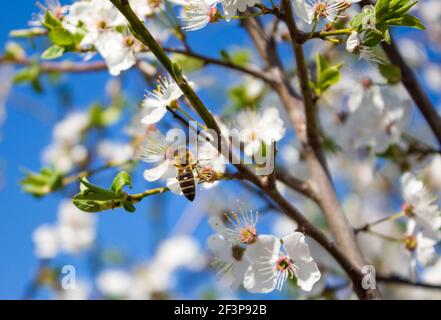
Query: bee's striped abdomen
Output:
[[178, 167, 196, 201]]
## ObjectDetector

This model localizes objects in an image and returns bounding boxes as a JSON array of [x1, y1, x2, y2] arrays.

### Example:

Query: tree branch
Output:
[[377, 274, 441, 290], [162, 47, 275, 84], [243, 6, 380, 298], [0, 56, 107, 73], [109, 0, 382, 299]]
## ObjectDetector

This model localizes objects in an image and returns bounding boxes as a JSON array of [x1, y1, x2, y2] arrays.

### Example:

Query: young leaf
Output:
[[111, 171, 132, 193], [48, 27, 75, 46], [41, 45, 65, 60], [379, 64, 402, 84], [20, 167, 63, 197]]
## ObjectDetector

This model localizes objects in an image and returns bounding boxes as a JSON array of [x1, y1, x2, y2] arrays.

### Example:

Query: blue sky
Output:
[[0, 0, 281, 300], [1, 0, 439, 300]]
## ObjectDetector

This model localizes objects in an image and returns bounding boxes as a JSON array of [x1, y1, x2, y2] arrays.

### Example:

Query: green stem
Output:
[[355, 212, 405, 233], [109, 0, 221, 134], [129, 187, 170, 202]]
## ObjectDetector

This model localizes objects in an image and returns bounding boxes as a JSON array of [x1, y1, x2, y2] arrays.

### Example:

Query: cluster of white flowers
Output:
[[326, 79, 411, 155], [42, 111, 89, 173], [137, 75, 285, 198], [208, 210, 320, 292], [96, 236, 204, 299], [293, 0, 361, 24], [32, 199, 96, 259], [400, 172, 441, 271]]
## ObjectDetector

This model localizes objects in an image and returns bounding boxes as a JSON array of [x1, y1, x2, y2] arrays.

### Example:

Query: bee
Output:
[[175, 150, 198, 202], [174, 149, 218, 202]]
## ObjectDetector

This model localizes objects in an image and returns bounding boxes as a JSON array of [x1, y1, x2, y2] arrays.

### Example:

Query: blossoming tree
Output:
[[2, 0, 441, 299]]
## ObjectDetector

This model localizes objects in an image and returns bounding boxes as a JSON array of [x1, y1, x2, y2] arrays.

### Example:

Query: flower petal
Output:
[[141, 102, 167, 125], [143, 160, 170, 181], [243, 235, 280, 293], [282, 232, 312, 262], [166, 177, 183, 195], [293, 259, 321, 292]]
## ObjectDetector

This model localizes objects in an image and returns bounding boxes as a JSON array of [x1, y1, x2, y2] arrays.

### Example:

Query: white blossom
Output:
[[97, 140, 134, 163], [293, 0, 361, 24], [234, 106, 285, 157], [221, 0, 261, 21], [29, 0, 68, 27], [181, 0, 219, 32], [138, 129, 185, 181], [57, 200, 96, 254], [141, 77, 184, 125], [94, 31, 140, 76], [244, 233, 320, 292], [346, 31, 388, 64], [97, 270, 133, 299], [207, 209, 260, 289], [401, 172, 441, 233], [63, 0, 126, 45], [32, 224, 60, 259]]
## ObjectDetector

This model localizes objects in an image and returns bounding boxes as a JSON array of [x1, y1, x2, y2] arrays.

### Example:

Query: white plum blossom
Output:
[[32, 200, 96, 259], [293, 0, 361, 24], [97, 140, 134, 163], [181, 0, 219, 32], [32, 224, 60, 259], [41, 109, 89, 173], [53, 111, 89, 146], [63, 0, 126, 45], [243, 233, 321, 292], [128, 236, 203, 299], [42, 143, 88, 173], [138, 129, 185, 182], [57, 200, 96, 254], [62, 0, 138, 74], [29, 0, 68, 27], [130, 0, 163, 18], [141, 77, 185, 125], [207, 210, 259, 289], [336, 83, 410, 153], [234, 107, 285, 157], [97, 269, 133, 299], [401, 172, 441, 233], [94, 31, 140, 76], [222, 0, 261, 20], [346, 31, 387, 64]]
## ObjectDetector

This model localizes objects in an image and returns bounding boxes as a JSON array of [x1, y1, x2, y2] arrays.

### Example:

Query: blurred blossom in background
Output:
[[0, 0, 441, 300]]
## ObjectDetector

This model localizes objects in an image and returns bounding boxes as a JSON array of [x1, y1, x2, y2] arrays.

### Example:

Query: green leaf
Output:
[[43, 10, 62, 29], [314, 53, 343, 96], [73, 174, 137, 213], [229, 49, 251, 67], [13, 65, 41, 84], [385, 14, 425, 30], [379, 64, 402, 84], [72, 199, 119, 213], [48, 27, 75, 46], [171, 53, 204, 73], [21, 167, 63, 197], [111, 171, 132, 193], [361, 30, 383, 47], [41, 45, 65, 60]]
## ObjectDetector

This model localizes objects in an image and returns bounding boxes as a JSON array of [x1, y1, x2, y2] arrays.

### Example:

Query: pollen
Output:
[[313, 2, 329, 19], [239, 226, 257, 244], [402, 203, 414, 217], [404, 235, 417, 251], [276, 256, 293, 271]]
